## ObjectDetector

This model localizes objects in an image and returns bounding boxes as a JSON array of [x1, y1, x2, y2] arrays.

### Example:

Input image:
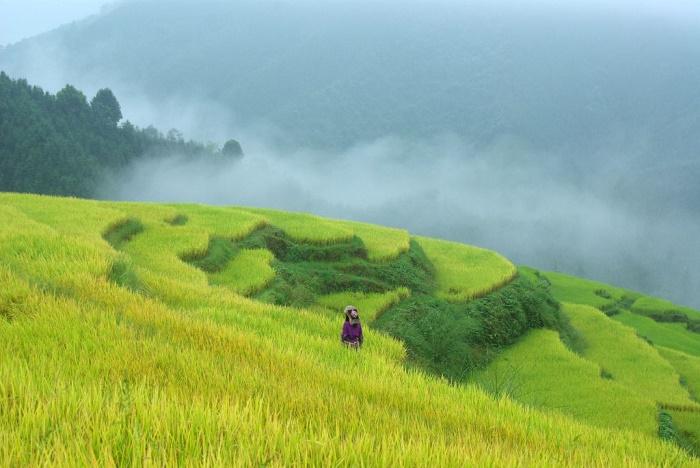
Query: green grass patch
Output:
[[658, 347, 700, 401], [469, 328, 658, 435], [167, 214, 188, 226], [613, 310, 700, 358], [539, 270, 638, 309], [631, 296, 700, 328], [185, 226, 433, 309], [210, 249, 275, 295], [108, 258, 148, 295], [184, 237, 237, 273], [253, 231, 434, 308], [416, 236, 517, 301], [564, 303, 693, 406], [102, 218, 144, 250]]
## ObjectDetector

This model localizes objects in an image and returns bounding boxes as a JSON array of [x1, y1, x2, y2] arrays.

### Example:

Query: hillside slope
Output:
[[0, 193, 694, 464], [477, 268, 700, 454]]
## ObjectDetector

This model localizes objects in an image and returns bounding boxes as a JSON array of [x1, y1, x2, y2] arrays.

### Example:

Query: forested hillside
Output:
[[0, 73, 241, 196]]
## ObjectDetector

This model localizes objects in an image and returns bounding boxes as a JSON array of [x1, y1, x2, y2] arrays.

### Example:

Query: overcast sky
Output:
[[0, 0, 114, 46]]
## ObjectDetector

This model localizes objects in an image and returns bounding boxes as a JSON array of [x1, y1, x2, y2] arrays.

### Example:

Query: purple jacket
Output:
[[341, 321, 363, 344]]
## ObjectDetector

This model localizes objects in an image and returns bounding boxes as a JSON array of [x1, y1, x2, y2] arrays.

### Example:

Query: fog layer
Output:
[[100, 135, 700, 309]]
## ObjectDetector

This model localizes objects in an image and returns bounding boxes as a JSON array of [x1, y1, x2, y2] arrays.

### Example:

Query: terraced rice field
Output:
[[415, 236, 516, 301], [0, 192, 694, 465], [469, 328, 658, 434], [563, 303, 694, 406], [632, 296, 700, 321], [614, 310, 700, 357], [658, 347, 700, 400], [539, 269, 638, 308], [209, 249, 275, 295], [315, 288, 410, 321]]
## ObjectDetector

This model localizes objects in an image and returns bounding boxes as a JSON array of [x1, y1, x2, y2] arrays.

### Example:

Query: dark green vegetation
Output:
[[0, 73, 242, 197], [659, 409, 700, 457], [599, 294, 637, 317], [108, 259, 146, 295], [166, 214, 189, 226], [374, 276, 577, 381], [659, 410, 677, 442], [632, 301, 700, 333], [102, 218, 144, 250], [186, 226, 573, 383]]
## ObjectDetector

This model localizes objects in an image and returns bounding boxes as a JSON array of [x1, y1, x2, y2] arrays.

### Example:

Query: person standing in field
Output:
[[341, 305, 363, 349]]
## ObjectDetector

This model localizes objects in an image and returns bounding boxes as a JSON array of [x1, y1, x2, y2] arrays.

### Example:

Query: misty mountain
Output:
[[2, 0, 699, 159]]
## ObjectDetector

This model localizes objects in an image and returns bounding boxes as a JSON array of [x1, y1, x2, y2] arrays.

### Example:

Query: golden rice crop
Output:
[[315, 288, 410, 321], [244, 207, 410, 261]]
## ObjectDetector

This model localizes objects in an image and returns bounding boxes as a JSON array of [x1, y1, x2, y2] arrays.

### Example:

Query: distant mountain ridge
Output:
[[1, 0, 699, 155]]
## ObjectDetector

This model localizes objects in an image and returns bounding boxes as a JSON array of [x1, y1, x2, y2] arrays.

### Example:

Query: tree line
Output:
[[0, 72, 242, 197]]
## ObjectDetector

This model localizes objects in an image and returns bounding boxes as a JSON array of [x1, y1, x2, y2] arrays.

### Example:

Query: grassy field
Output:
[[415, 236, 517, 301], [539, 269, 638, 309], [0, 192, 695, 464], [668, 410, 700, 457], [658, 347, 700, 401], [563, 303, 693, 406], [469, 328, 659, 434], [632, 295, 700, 321], [614, 310, 700, 358]]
